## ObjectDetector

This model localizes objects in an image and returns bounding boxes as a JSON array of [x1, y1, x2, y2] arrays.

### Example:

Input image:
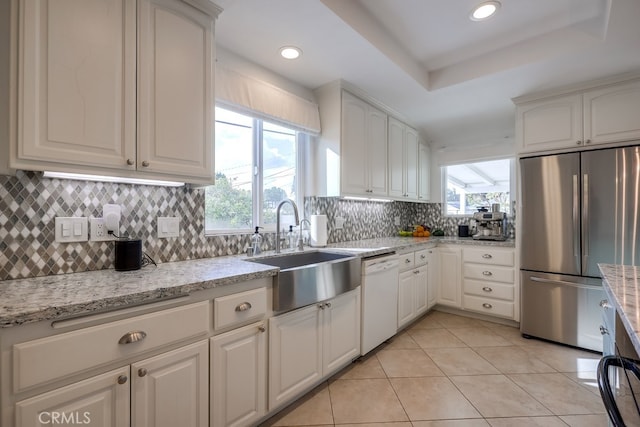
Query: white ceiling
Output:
[[213, 0, 640, 150]]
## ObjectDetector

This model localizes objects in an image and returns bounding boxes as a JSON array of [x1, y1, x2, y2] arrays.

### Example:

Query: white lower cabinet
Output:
[[15, 340, 208, 427], [437, 246, 462, 308], [268, 289, 360, 411], [397, 249, 430, 329], [211, 321, 267, 427], [426, 248, 438, 308]]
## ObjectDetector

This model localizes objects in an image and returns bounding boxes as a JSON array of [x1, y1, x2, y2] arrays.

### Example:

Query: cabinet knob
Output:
[[117, 375, 128, 385], [126, 158, 134, 166], [318, 303, 325, 310], [482, 286, 493, 292], [141, 160, 150, 167], [585, 139, 591, 144], [600, 299, 611, 309], [600, 325, 609, 335], [482, 254, 492, 259], [235, 302, 252, 312], [413, 270, 420, 274], [258, 325, 266, 333], [482, 303, 493, 309], [420, 254, 426, 259], [326, 302, 331, 308], [576, 140, 582, 145], [118, 330, 147, 344], [482, 271, 493, 276], [405, 259, 411, 263], [138, 368, 147, 377]]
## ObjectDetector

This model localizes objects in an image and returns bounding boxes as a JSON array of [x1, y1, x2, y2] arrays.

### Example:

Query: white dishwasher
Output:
[[361, 253, 399, 355]]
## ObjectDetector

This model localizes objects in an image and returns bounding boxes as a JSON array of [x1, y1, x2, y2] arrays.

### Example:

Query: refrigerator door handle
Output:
[[583, 173, 590, 264], [573, 174, 580, 259], [530, 276, 601, 290]]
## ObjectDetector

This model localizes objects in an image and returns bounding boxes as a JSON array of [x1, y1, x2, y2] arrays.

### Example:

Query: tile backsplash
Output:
[[0, 172, 513, 281]]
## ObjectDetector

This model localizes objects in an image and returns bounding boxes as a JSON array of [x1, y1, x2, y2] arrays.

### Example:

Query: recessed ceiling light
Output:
[[279, 46, 302, 60], [470, 1, 501, 21]]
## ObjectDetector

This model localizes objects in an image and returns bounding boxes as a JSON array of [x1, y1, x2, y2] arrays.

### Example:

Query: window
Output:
[[442, 158, 513, 216], [205, 107, 300, 233]]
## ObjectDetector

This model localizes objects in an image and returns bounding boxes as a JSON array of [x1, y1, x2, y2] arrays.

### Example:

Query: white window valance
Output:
[[215, 65, 321, 135]]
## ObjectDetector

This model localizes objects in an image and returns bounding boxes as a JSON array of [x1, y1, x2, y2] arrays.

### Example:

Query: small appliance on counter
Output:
[[471, 207, 507, 241], [114, 238, 142, 271]]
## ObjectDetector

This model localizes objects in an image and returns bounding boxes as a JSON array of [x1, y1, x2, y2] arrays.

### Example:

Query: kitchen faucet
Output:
[[275, 199, 300, 253]]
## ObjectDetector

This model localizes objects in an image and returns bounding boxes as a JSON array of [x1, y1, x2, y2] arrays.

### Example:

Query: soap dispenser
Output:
[[287, 225, 296, 250], [250, 226, 263, 256]]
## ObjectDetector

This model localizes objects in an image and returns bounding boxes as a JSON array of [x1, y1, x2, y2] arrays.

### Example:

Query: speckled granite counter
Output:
[[0, 257, 279, 328], [599, 264, 640, 355], [0, 236, 515, 328]]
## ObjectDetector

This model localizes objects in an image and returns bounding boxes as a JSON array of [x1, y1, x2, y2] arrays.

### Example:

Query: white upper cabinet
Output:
[[341, 91, 388, 197], [388, 117, 419, 201], [516, 78, 640, 154], [12, 0, 219, 184], [418, 141, 430, 202]]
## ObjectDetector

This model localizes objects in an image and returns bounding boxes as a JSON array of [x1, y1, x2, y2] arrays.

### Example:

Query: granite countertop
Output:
[[0, 236, 515, 328], [599, 263, 640, 355]]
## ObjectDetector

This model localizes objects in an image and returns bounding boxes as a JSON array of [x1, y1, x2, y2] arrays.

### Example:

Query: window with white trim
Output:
[[205, 107, 301, 234], [442, 158, 513, 216]]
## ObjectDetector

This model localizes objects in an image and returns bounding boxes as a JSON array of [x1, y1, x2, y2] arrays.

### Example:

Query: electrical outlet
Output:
[[90, 218, 115, 242]]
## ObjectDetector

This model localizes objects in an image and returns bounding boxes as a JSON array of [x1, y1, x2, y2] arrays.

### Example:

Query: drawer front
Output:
[[464, 279, 514, 301], [399, 252, 415, 271], [463, 295, 514, 318], [464, 264, 514, 283], [414, 249, 429, 267], [13, 301, 209, 392], [214, 287, 267, 330], [463, 248, 514, 266]]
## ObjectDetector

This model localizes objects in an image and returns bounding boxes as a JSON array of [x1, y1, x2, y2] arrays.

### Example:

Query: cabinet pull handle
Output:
[[138, 368, 147, 377], [141, 160, 150, 167], [482, 286, 493, 292], [600, 325, 609, 335], [117, 375, 128, 385], [118, 330, 147, 344], [236, 302, 252, 312], [482, 254, 492, 259], [258, 325, 266, 333], [482, 271, 492, 276], [413, 270, 420, 274], [126, 158, 134, 166], [482, 303, 492, 309]]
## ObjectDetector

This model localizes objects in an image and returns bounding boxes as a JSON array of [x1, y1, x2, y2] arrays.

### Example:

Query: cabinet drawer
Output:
[[464, 279, 514, 301], [399, 252, 415, 271], [214, 287, 267, 330], [13, 301, 209, 392], [463, 248, 514, 266], [463, 295, 514, 318], [414, 249, 429, 267], [463, 264, 514, 283]]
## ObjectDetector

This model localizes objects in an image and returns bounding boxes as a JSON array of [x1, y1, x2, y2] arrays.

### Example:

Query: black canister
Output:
[[114, 238, 142, 271], [458, 224, 469, 237]]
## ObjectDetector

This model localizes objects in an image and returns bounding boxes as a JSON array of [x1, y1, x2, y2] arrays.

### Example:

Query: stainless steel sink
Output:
[[246, 251, 361, 313]]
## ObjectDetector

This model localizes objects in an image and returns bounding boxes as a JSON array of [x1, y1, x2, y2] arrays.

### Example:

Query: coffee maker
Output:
[[472, 206, 507, 241]]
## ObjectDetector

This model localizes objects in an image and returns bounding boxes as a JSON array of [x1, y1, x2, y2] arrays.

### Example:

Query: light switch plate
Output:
[[157, 217, 180, 238], [335, 216, 345, 229], [55, 217, 88, 243]]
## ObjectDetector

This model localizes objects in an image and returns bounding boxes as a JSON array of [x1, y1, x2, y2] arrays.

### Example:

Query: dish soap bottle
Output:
[[287, 225, 296, 250], [250, 226, 263, 256]]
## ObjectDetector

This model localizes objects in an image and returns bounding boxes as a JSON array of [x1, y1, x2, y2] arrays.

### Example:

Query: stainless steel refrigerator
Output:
[[520, 146, 640, 352]]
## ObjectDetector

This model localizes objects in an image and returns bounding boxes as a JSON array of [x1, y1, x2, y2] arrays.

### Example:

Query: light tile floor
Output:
[[261, 310, 609, 427]]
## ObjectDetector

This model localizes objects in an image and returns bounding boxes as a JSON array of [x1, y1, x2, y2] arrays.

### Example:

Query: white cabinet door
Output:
[[426, 249, 438, 308], [397, 270, 415, 329], [268, 305, 322, 411], [15, 367, 130, 427], [137, 0, 214, 181], [341, 92, 370, 196], [404, 127, 419, 200], [323, 290, 361, 376], [132, 340, 208, 427], [414, 266, 429, 316], [211, 322, 267, 427], [388, 117, 405, 198], [418, 142, 430, 202], [368, 108, 389, 196], [16, 0, 136, 171], [516, 93, 583, 153], [437, 247, 462, 308], [583, 80, 640, 145]]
